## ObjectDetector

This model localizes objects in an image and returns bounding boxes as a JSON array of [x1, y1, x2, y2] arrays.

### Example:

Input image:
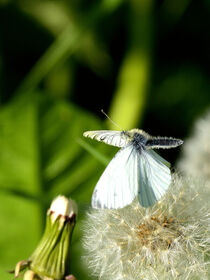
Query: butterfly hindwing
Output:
[[91, 145, 139, 209], [92, 146, 171, 209], [138, 149, 171, 207]]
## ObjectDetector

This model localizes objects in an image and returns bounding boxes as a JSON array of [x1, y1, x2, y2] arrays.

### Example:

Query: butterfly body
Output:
[[83, 129, 183, 209]]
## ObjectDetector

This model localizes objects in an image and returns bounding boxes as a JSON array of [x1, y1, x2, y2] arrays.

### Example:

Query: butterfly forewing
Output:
[[91, 145, 138, 209], [83, 130, 129, 148]]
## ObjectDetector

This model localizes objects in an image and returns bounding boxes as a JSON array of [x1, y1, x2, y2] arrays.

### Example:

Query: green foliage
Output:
[[0, 0, 209, 279], [0, 93, 109, 279]]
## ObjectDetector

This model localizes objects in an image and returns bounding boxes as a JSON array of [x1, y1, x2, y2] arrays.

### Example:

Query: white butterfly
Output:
[[83, 129, 183, 209]]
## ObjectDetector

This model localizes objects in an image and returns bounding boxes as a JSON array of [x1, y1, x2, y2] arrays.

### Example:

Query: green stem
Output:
[[108, 0, 154, 129], [15, 0, 125, 96]]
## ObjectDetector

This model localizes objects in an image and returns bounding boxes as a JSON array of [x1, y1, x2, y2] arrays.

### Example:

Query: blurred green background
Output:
[[0, 0, 209, 279]]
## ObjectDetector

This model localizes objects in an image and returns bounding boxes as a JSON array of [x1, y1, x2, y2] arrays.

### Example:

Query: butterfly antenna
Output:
[[101, 109, 122, 130]]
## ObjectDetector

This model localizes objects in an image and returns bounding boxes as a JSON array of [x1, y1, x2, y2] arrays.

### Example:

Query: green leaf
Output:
[[15, 0, 124, 96], [0, 192, 41, 280], [0, 93, 107, 279], [77, 138, 109, 166], [108, 0, 153, 129]]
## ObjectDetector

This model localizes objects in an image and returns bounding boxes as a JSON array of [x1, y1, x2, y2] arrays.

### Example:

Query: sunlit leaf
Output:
[[0, 93, 107, 279]]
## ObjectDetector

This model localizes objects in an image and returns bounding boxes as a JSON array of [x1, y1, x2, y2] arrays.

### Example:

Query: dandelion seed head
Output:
[[178, 111, 210, 182], [82, 175, 210, 280]]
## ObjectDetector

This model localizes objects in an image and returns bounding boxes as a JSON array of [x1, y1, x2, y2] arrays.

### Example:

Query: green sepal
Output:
[[30, 212, 75, 280]]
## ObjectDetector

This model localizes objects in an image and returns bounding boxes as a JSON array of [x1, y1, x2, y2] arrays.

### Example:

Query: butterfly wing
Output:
[[92, 145, 138, 209], [83, 130, 130, 148], [138, 149, 171, 207]]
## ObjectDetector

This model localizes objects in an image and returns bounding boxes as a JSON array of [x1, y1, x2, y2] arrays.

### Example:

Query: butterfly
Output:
[[83, 129, 183, 209]]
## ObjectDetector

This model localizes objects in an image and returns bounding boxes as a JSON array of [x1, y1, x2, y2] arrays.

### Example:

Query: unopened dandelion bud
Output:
[[49, 195, 78, 224], [12, 195, 77, 280]]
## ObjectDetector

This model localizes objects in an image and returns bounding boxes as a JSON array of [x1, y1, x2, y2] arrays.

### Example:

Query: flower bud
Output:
[[12, 196, 77, 280], [49, 196, 78, 224]]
